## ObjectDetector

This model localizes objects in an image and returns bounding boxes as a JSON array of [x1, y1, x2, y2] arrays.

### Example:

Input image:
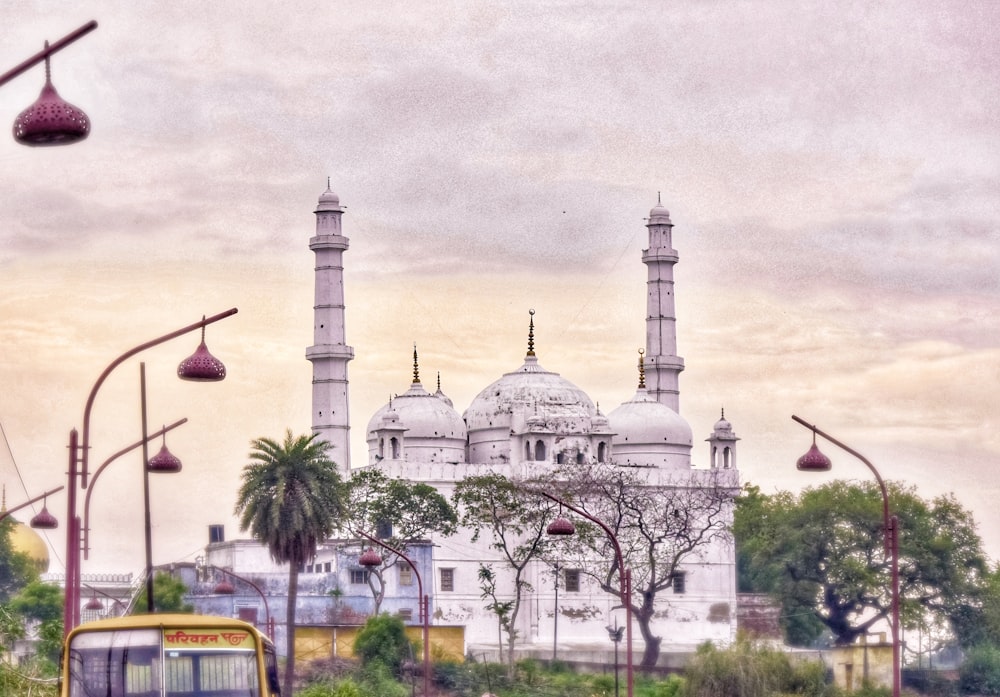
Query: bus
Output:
[[61, 614, 281, 697]]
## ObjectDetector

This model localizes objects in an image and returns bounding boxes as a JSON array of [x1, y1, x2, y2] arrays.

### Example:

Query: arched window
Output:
[[379, 438, 385, 458], [525, 441, 532, 461], [534, 440, 546, 461], [597, 442, 607, 463], [390, 437, 400, 459], [576, 452, 584, 464], [556, 452, 565, 465]]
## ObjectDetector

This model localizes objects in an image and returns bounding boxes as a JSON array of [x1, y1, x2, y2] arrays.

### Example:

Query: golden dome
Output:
[[8, 518, 50, 572]]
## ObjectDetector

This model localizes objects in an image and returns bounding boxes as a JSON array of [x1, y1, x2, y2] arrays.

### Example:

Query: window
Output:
[[350, 569, 369, 585], [376, 519, 393, 539], [534, 440, 546, 461], [324, 561, 332, 573], [564, 569, 581, 592], [598, 442, 608, 463], [390, 437, 401, 458], [440, 568, 455, 592], [397, 608, 413, 621], [670, 571, 686, 594], [399, 566, 414, 586]]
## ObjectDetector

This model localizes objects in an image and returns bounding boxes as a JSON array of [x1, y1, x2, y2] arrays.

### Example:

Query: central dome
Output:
[[464, 354, 596, 463]]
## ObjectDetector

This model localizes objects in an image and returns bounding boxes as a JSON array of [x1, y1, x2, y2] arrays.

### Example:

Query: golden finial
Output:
[[412, 343, 420, 384], [637, 348, 646, 389], [527, 309, 536, 357]]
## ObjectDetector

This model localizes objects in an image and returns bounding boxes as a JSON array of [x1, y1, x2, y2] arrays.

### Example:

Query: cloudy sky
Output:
[[1, 1, 998, 576]]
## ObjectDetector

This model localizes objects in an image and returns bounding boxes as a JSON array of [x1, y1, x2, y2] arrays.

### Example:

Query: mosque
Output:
[[296, 183, 742, 655]]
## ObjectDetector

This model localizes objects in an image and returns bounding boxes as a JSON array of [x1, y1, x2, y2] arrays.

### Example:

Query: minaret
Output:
[[306, 180, 354, 471], [643, 194, 685, 411]]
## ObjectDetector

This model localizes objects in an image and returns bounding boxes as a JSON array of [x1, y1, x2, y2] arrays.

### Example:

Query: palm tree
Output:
[[234, 430, 344, 696]]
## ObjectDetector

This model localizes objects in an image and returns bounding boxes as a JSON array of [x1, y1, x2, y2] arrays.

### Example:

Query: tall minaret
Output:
[[306, 180, 354, 471], [643, 194, 685, 412]]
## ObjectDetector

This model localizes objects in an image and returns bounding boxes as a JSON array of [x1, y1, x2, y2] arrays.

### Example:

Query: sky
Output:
[[0, 1, 998, 577]]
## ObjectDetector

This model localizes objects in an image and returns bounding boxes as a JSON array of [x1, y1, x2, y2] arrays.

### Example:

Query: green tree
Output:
[[344, 469, 457, 614], [132, 572, 193, 614], [235, 430, 345, 696], [0, 518, 39, 602], [452, 473, 556, 673], [735, 480, 988, 647]]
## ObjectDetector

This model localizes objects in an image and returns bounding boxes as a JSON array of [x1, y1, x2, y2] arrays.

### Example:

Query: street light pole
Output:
[[541, 492, 633, 697], [64, 308, 237, 635], [792, 414, 900, 697], [356, 529, 430, 697], [0, 486, 63, 525]]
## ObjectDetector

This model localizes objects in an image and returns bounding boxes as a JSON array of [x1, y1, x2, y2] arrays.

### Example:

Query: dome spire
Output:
[[527, 309, 536, 357], [412, 343, 421, 384], [637, 349, 646, 389]]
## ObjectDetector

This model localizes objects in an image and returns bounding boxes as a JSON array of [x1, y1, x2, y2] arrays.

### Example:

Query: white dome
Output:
[[315, 182, 342, 212], [464, 355, 595, 433], [367, 381, 467, 464], [607, 387, 692, 468], [464, 355, 597, 464], [648, 201, 671, 223]]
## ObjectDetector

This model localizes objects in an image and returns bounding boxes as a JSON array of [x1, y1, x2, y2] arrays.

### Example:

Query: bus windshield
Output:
[[66, 623, 274, 697]]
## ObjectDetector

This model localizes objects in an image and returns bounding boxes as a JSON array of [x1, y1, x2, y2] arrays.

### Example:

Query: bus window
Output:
[[67, 629, 162, 697]]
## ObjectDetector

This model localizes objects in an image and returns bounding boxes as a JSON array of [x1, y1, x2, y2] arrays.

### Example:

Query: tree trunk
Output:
[[284, 564, 299, 697], [636, 601, 662, 669]]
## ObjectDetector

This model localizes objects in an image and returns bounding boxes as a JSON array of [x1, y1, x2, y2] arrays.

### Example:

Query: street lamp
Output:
[[356, 530, 430, 697], [64, 308, 237, 635], [0, 20, 98, 146], [606, 619, 624, 697], [792, 414, 900, 697], [542, 493, 633, 697], [0, 486, 64, 527], [207, 565, 275, 641]]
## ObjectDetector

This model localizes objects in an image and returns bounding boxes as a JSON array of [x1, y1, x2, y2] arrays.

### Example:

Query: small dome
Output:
[[315, 181, 342, 213], [714, 414, 733, 435], [367, 381, 467, 464], [648, 201, 671, 224], [607, 388, 692, 468]]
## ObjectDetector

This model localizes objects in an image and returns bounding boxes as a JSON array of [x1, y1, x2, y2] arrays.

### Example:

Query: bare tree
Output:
[[540, 463, 737, 668]]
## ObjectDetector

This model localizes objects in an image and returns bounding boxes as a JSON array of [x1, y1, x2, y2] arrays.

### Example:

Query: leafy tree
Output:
[[343, 469, 457, 614], [235, 430, 345, 697], [0, 517, 39, 602], [544, 463, 736, 668], [11, 580, 62, 622], [353, 613, 412, 677], [132, 572, 193, 614], [735, 480, 988, 648], [452, 473, 557, 673]]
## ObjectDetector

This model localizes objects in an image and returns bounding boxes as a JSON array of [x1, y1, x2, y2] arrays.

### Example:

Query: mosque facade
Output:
[[306, 184, 741, 654]]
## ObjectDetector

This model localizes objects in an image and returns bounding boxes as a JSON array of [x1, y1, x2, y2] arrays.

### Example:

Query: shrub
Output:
[[683, 638, 832, 697], [353, 614, 412, 676], [961, 644, 1000, 695]]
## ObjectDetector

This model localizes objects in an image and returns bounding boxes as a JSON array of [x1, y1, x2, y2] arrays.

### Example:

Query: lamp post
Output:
[[63, 308, 237, 635], [0, 486, 63, 526], [208, 565, 274, 641], [0, 20, 98, 146], [355, 529, 430, 697], [792, 414, 900, 697], [606, 619, 624, 697], [541, 492, 633, 697]]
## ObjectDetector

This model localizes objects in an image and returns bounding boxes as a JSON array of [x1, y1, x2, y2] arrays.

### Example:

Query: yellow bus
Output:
[[61, 614, 280, 697]]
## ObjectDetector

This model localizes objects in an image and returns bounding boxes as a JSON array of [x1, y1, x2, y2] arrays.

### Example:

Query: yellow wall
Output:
[[829, 640, 893, 692], [295, 625, 465, 667]]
